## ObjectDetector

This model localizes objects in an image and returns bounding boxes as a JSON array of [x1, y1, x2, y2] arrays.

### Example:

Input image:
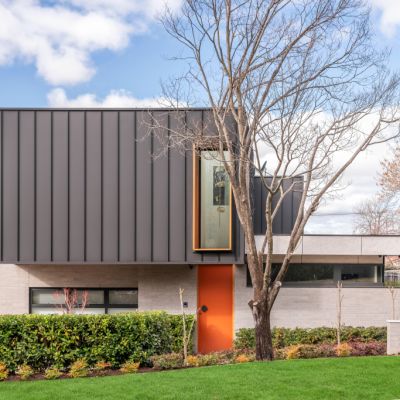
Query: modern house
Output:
[[0, 108, 399, 353]]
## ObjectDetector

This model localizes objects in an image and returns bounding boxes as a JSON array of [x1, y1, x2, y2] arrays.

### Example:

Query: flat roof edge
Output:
[[0, 107, 214, 112]]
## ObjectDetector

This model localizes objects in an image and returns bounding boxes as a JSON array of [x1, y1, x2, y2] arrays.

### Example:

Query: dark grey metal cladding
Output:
[[253, 176, 303, 235], [0, 109, 244, 264]]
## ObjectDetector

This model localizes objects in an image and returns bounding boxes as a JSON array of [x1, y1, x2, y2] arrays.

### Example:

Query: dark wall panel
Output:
[[52, 112, 68, 261], [253, 176, 302, 235], [281, 179, 294, 233], [186, 111, 203, 264], [69, 111, 85, 261], [152, 112, 169, 262], [119, 111, 135, 262], [19, 111, 35, 262], [2, 111, 19, 261], [0, 109, 245, 265], [169, 112, 186, 262], [135, 112, 152, 261], [36, 112, 52, 261], [102, 112, 119, 261], [86, 112, 102, 261]]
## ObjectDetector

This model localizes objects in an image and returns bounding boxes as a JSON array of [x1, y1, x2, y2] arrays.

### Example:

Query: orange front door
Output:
[[197, 265, 233, 353]]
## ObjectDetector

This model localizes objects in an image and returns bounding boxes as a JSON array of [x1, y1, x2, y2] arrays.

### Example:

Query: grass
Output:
[[1, 356, 400, 399]]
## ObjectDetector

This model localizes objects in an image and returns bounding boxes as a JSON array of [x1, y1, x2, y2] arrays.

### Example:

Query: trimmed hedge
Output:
[[234, 326, 387, 350], [0, 312, 193, 371]]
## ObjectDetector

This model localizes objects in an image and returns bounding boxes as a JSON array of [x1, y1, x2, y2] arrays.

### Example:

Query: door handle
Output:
[[200, 305, 208, 313]]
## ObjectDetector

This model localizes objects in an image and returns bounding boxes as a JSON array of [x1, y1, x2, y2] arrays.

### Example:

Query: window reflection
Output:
[[199, 150, 231, 249]]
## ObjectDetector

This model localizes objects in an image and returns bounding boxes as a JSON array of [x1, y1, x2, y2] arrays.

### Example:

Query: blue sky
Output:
[[0, 0, 186, 107], [0, 1, 398, 108], [0, 0, 399, 233]]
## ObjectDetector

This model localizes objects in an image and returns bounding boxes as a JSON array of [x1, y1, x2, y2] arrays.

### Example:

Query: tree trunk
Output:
[[252, 301, 274, 361]]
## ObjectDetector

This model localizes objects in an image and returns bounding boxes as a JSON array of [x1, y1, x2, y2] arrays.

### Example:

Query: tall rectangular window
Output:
[[193, 149, 232, 251]]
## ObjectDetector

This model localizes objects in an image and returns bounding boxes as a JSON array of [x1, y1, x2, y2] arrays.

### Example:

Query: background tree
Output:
[[380, 146, 400, 196], [53, 288, 89, 314], [353, 195, 400, 235], [160, 0, 400, 360]]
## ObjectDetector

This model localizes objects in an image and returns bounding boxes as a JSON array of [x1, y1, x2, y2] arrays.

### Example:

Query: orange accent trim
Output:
[[197, 265, 234, 353], [192, 148, 200, 249]]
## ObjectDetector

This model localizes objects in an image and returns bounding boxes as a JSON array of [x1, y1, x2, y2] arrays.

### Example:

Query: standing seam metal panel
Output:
[[0, 109, 244, 264], [253, 176, 302, 235]]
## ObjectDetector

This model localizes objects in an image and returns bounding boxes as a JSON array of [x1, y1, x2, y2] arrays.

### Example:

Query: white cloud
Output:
[[0, 0, 182, 85], [47, 87, 164, 108], [371, 0, 400, 37]]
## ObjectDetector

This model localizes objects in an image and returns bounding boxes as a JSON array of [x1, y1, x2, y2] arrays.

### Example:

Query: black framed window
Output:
[[29, 288, 138, 314], [247, 263, 384, 288]]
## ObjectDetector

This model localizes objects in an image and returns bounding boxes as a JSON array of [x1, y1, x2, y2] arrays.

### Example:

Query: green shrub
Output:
[[0, 312, 194, 371], [120, 361, 140, 374], [197, 353, 220, 366], [0, 363, 9, 381], [16, 364, 34, 380], [284, 344, 336, 360], [150, 353, 184, 370], [69, 359, 89, 378], [44, 366, 62, 380], [234, 326, 386, 350]]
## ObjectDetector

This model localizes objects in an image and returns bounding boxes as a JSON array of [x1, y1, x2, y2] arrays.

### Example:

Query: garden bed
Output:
[[0, 339, 388, 382]]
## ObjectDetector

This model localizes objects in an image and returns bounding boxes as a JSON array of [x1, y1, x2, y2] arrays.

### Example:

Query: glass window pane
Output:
[[109, 290, 138, 305], [285, 264, 334, 285], [341, 264, 381, 283], [108, 308, 138, 314], [32, 289, 64, 305], [31, 306, 63, 315], [385, 263, 400, 286], [31, 306, 105, 315], [82, 290, 104, 305], [32, 289, 104, 306], [200, 150, 231, 249], [74, 308, 105, 315]]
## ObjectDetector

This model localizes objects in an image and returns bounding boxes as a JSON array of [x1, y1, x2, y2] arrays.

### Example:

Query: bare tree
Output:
[[160, 0, 400, 360], [380, 146, 400, 197], [336, 282, 344, 346], [53, 288, 89, 314], [387, 285, 398, 320], [354, 195, 400, 235], [179, 288, 198, 365]]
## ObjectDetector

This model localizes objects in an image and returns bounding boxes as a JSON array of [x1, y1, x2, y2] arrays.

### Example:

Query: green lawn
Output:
[[1, 357, 400, 400]]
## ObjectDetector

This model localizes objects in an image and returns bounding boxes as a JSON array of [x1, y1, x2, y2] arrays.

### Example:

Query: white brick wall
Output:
[[0, 264, 196, 315], [234, 264, 398, 329], [138, 265, 197, 313], [0, 263, 397, 332]]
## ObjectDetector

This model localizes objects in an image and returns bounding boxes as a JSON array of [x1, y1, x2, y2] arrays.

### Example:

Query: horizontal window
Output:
[[247, 263, 384, 288], [30, 288, 138, 315], [284, 264, 334, 286]]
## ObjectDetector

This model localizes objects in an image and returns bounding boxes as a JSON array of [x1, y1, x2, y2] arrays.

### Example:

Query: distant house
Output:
[[0, 108, 399, 353]]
